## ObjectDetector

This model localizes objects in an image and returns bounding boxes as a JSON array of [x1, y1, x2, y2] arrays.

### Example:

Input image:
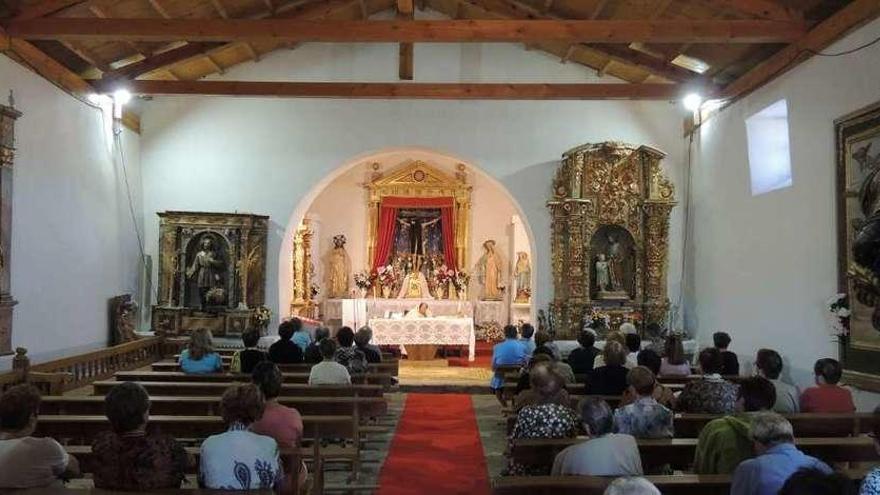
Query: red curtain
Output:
[[373, 196, 457, 270]]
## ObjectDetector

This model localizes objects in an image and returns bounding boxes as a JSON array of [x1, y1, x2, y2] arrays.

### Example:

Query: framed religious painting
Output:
[[836, 101, 880, 390]]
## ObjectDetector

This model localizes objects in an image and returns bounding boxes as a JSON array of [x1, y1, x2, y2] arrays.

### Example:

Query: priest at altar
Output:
[[404, 302, 432, 319]]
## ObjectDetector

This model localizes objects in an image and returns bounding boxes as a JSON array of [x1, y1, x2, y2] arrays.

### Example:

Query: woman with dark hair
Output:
[[659, 335, 690, 376], [269, 320, 304, 364], [334, 326, 367, 374], [0, 384, 80, 488], [251, 362, 306, 490], [304, 327, 331, 364], [231, 330, 267, 374], [199, 384, 283, 490], [800, 358, 855, 413], [676, 348, 738, 414], [179, 328, 223, 374], [566, 330, 600, 375], [584, 341, 630, 396], [91, 382, 188, 490]]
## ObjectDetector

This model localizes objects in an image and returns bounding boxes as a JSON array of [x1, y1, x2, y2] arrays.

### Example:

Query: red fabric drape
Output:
[[373, 196, 457, 270], [373, 205, 398, 270], [440, 206, 456, 269]]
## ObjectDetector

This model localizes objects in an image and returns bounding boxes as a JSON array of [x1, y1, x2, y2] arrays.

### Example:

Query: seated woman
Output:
[[800, 358, 855, 413], [199, 384, 283, 491], [179, 328, 223, 374], [505, 365, 579, 476], [551, 398, 642, 476], [304, 327, 330, 364], [612, 366, 673, 439], [354, 327, 382, 363], [250, 362, 306, 491], [659, 335, 691, 376], [91, 382, 189, 490], [676, 348, 739, 414], [309, 339, 352, 385], [513, 362, 571, 413], [566, 330, 600, 375], [584, 341, 630, 396], [334, 326, 368, 374], [289, 318, 311, 354], [0, 384, 80, 489], [619, 349, 676, 409], [592, 331, 625, 368], [534, 330, 561, 361], [230, 330, 267, 374]]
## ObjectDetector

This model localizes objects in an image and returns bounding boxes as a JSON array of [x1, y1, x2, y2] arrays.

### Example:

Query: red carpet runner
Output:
[[377, 393, 491, 495]]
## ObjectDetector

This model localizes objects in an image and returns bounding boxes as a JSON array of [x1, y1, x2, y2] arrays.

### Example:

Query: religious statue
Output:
[[397, 216, 441, 256], [477, 240, 504, 301], [514, 252, 531, 303], [110, 295, 138, 345], [595, 254, 610, 291], [186, 237, 225, 309], [397, 255, 431, 298], [326, 234, 351, 299], [607, 234, 624, 291]]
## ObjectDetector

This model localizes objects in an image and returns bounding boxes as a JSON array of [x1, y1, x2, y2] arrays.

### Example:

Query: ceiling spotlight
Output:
[[112, 89, 132, 106], [682, 93, 703, 112]]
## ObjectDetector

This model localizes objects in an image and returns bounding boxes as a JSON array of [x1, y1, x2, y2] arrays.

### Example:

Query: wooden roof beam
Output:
[[11, 0, 88, 21], [398, 0, 414, 80], [4, 19, 808, 44], [120, 80, 695, 99], [698, 0, 802, 21], [722, 0, 880, 100]]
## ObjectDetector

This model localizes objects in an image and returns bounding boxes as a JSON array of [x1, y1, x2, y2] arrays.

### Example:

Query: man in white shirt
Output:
[[755, 349, 799, 413], [551, 397, 643, 476], [308, 339, 352, 385]]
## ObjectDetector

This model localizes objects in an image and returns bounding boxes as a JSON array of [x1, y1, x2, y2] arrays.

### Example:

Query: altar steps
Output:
[[447, 340, 494, 368]]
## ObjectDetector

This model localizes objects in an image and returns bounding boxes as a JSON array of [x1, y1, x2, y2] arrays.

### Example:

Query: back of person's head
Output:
[[646, 322, 663, 336], [603, 341, 627, 367], [504, 325, 518, 340], [354, 327, 372, 348], [619, 322, 637, 335], [603, 477, 661, 495], [814, 358, 843, 384], [624, 333, 641, 353], [241, 329, 260, 348], [778, 467, 856, 495], [336, 326, 355, 347], [579, 397, 613, 437], [756, 348, 784, 379], [527, 353, 553, 368], [220, 383, 265, 426], [713, 331, 732, 349], [319, 338, 338, 359], [534, 331, 551, 347], [290, 317, 304, 333], [698, 347, 724, 374], [627, 366, 656, 397], [529, 363, 564, 401], [315, 327, 330, 342], [738, 376, 776, 412], [664, 335, 686, 365], [577, 330, 596, 349], [520, 323, 535, 340], [251, 361, 283, 400], [0, 384, 41, 432], [637, 349, 662, 376], [750, 411, 794, 447], [189, 328, 214, 360], [277, 320, 295, 341], [605, 331, 625, 347], [104, 382, 150, 433]]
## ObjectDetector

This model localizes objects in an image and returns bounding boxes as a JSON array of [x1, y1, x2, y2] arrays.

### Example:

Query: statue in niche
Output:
[[514, 252, 531, 303], [186, 236, 225, 309], [595, 254, 611, 292], [477, 240, 504, 301], [326, 234, 351, 299], [591, 225, 634, 301], [607, 234, 624, 291]]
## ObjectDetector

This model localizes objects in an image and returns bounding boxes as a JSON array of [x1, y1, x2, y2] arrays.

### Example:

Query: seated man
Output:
[[604, 477, 660, 495], [230, 329, 267, 374], [551, 397, 642, 476], [304, 327, 330, 364], [91, 382, 188, 490], [613, 366, 673, 438], [730, 412, 831, 495], [755, 348, 799, 413], [519, 323, 536, 357], [677, 347, 739, 414], [309, 339, 352, 385], [490, 325, 528, 404], [694, 376, 776, 474], [566, 329, 600, 375], [800, 358, 855, 413], [0, 384, 81, 488], [268, 319, 304, 364], [714, 331, 740, 376]]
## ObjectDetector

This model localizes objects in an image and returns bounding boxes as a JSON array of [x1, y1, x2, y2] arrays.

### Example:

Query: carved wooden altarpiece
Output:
[[0, 94, 20, 355], [152, 211, 268, 337], [290, 219, 317, 318], [548, 142, 676, 339]]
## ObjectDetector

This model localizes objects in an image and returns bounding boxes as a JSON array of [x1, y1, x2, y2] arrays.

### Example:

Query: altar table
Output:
[[368, 317, 476, 361]]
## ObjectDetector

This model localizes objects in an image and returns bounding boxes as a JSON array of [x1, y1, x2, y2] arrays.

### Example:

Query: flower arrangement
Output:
[[354, 270, 373, 290], [476, 320, 504, 342], [376, 265, 399, 288], [433, 265, 455, 287], [252, 305, 271, 330], [826, 293, 850, 339], [453, 270, 470, 290]]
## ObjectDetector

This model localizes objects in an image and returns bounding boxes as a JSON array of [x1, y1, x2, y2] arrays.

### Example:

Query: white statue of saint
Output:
[[396, 256, 431, 299], [514, 252, 531, 303], [595, 254, 610, 292]]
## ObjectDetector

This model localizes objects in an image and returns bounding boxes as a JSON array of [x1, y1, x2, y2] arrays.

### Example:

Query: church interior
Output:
[[2, 0, 880, 493]]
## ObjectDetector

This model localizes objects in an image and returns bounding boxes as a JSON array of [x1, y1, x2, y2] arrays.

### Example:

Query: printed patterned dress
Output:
[[199, 423, 283, 490], [91, 429, 188, 490], [505, 403, 580, 476]]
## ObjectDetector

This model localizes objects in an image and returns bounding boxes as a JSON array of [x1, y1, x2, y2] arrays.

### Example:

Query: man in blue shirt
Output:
[[730, 412, 831, 495], [490, 325, 527, 405], [519, 323, 536, 357]]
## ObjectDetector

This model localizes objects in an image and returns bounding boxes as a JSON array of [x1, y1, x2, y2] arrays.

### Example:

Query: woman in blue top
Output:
[[289, 318, 312, 354], [179, 328, 223, 374]]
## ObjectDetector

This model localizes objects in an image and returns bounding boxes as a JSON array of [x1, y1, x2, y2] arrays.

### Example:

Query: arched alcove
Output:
[[277, 147, 538, 327]]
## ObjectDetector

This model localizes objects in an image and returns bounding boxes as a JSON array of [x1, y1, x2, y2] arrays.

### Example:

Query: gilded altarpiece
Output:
[[152, 211, 268, 337], [290, 220, 317, 318], [0, 95, 20, 355], [548, 142, 675, 339]]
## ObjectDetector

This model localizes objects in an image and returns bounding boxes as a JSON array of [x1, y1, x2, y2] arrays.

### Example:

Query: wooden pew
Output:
[[92, 381, 384, 398], [508, 437, 879, 471], [153, 359, 400, 376], [40, 395, 389, 418], [114, 370, 393, 388], [501, 382, 684, 405]]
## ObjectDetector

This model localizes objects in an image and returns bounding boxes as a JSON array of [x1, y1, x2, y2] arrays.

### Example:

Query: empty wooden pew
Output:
[[92, 381, 384, 398], [114, 370, 393, 388]]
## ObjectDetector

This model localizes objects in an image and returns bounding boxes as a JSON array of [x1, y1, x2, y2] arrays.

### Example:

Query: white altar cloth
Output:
[[324, 298, 474, 321], [368, 317, 476, 361]]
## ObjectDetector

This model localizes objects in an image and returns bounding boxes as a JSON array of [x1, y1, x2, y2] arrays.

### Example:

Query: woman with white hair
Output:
[[604, 477, 660, 495]]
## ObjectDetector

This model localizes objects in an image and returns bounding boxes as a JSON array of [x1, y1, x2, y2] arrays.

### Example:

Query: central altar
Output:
[[368, 317, 476, 361]]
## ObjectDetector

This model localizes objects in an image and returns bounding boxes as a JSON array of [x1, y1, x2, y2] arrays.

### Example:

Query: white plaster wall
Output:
[[685, 18, 880, 409], [140, 40, 689, 332], [0, 56, 144, 368]]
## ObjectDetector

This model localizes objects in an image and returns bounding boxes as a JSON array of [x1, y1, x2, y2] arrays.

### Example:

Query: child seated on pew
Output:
[[231, 330, 268, 374], [91, 382, 189, 490], [179, 328, 223, 374], [0, 384, 81, 489], [800, 358, 855, 413]]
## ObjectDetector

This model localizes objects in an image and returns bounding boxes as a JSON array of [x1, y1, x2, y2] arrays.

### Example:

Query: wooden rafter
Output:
[[11, 0, 88, 21], [698, 0, 801, 21], [722, 0, 880, 100], [89, 4, 150, 58], [5, 18, 808, 44], [121, 80, 694, 99], [398, 0, 414, 80]]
